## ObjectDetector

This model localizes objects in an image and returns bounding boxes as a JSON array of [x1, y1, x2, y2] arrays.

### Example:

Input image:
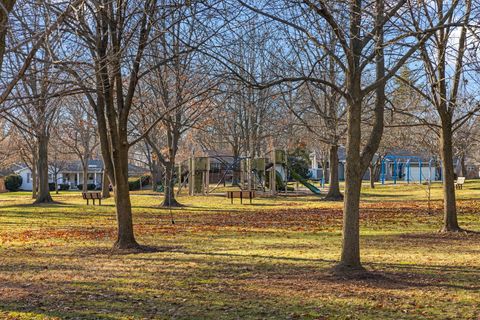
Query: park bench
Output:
[[226, 190, 255, 204], [455, 177, 465, 190], [82, 192, 103, 205]]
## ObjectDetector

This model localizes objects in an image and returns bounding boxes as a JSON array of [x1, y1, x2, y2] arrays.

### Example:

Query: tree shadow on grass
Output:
[[72, 244, 185, 256], [0, 202, 77, 209], [2, 246, 480, 319]]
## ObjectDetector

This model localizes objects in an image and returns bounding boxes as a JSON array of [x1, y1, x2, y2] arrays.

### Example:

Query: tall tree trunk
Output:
[[54, 173, 59, 194], [337, 97, 363, 271], [151, 160, 161, 191], [369, 166, 375, 189], [161, 161, 180, 207], [112, 146, 138, 249], [82, 163, 88, 192], [440, 120, 461, 232], [34, 134, 53, 203], [102, 167, 111, 198], [324, 145, 343, 200], [31, 159, 37, 199], [460, 155, 467, 177], [340, 166, 362, 269]]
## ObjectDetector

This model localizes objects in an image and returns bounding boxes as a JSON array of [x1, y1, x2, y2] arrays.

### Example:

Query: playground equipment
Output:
[[175, 149, 321, 197], [380, 155, 441, 185], [176, 155, 243, 195], [188, 156, 210, 195], [265, 149, 321, 196], [240, 157, 266, 191]]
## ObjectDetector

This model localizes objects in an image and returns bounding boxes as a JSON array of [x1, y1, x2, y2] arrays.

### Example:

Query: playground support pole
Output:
[[429, 159, 433, 182], [271, 151, 276, 196], [381, 159, 385, 185], [407, 160, 411, 184], [177, 165, 181, 191], [393, 159, 397, 184], [419, 160, 422, 184], [188, 157, 193, 195], [205, 158, 210, 195], [284, 149, 288, 196], [247, 158, 252, 191]]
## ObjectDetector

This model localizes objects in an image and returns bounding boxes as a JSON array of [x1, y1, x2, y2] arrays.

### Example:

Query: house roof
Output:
[[0, 169, 11, 177], [63, 160, 103, 173], [383, 149, 436, 162]]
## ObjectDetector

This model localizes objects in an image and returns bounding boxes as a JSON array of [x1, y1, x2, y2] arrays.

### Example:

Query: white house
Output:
[[14, 160, 146, 191]]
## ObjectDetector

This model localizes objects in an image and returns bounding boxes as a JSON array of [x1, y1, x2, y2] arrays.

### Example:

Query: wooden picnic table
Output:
[[226, 190, 255, 204]]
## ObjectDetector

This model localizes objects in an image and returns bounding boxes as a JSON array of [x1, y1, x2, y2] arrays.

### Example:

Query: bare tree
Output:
[[4, 58, 64, 203], [57, 0, 219, 249], [57, 96, 99, 193], [137, 3, 218, 207], [236, 0, 461, 271], [401, 0, 476, 232]]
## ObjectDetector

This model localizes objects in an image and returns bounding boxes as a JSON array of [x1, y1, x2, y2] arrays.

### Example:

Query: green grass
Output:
[[0, 181, 479, 319]]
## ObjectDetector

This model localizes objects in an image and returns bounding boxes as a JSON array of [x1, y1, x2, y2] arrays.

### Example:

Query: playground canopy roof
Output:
[[382, 149, 437, 162]]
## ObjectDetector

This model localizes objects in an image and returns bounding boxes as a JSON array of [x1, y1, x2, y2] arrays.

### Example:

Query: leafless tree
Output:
[[400, 0, 477, 232], [236, 0, 462, 271], [57, 96, 99, 193], [136, 2, 218, 207]]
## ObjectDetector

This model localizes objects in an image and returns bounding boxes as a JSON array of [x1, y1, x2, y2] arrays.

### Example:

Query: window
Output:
[[26, 173, 31, 183]]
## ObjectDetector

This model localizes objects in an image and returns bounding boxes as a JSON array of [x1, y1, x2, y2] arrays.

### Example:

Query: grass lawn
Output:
[[0, 181, 479, 319]]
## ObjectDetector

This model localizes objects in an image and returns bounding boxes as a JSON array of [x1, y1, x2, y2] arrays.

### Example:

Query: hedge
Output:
[[5, 174, 22, 191], [58, 184, 70, 191], [128, 175, 150, 191], [77, 183, 96, 191]]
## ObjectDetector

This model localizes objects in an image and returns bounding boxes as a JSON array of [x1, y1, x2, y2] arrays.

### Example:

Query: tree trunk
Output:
[[31, 159, 37, 199], [336, 95, 364, 271], [102, 168, 111, 198], [460, 155, 467, 178], [34, 134, 53, 204], [151, 160, 162, 191], [112, 146, 138, 249], [54, 173, 59, 194], [161, 161, 181, 207], [82, 163, 88, 192], [440, 120, 461, 232], [369, 166, 375, 189], [324, 145, 343, 200], [339, 167, 363, 270]]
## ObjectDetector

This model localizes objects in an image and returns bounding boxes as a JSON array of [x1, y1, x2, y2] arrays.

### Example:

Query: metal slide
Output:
[[289, 167, 321, 195]]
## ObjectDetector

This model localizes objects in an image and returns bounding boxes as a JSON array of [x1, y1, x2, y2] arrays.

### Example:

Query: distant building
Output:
[[309, 148, 346, 181], [309, 147, 442, 182], [13, 160, 147, 191]]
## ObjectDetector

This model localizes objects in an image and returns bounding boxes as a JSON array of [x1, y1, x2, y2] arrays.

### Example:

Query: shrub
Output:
[[288, 145, 311, 180], [5, 174, 22, 191], [77, 183, 96, 191], [58, 184, 70, 191], [128, 175, 150, 191], [49, 183, 56, 191]]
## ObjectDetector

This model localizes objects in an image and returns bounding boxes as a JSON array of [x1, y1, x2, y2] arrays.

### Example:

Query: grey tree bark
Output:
[[34, 133, 53, 203], [440, 119, 460, 231], [324, 145, 343, 200]]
